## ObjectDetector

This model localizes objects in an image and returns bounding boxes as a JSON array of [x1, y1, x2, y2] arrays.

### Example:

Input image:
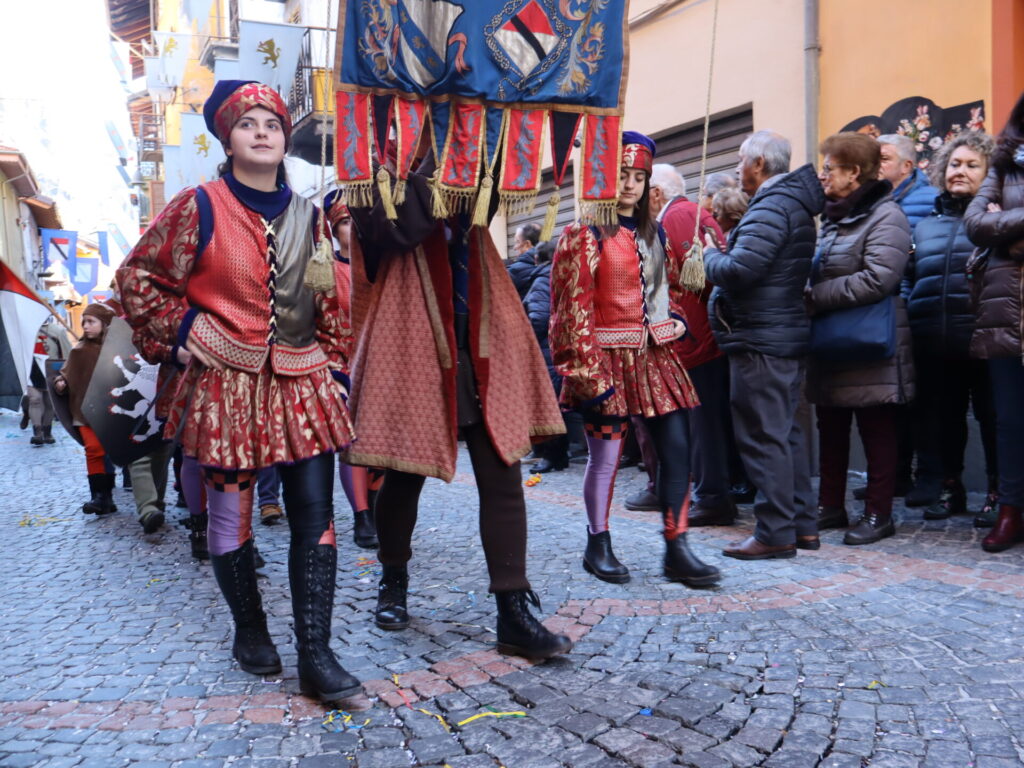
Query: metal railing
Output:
[[138, 112, 165, 161], [287, 28, 334, 131]]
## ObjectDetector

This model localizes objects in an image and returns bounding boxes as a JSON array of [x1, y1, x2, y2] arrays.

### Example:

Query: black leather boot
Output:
[[582, 530, 629, 583], [843, 512, 895, 545], [353, 509, 379, 549], [42, 425, 55, 444], [185, 512, 209, 560], [290, 544, 361, 701], [923, 479, 967, 520], [97, 474, 118, 515], [375, 564, 410, 630], [664, 533, 721, 587], [210, 540, 282, 675], [82, 474, 106, 514], [30, 426, 44, 446], [494, 590, 572, 660]]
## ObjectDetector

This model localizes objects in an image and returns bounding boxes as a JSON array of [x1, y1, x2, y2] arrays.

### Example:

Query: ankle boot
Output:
[[186, 512, 210, 560], [353, 509, 379, 549], [97, 474, 118, 515], [582, 530, 630, 583], [923, 479, 967, 520], [42, 425, 55, 444], [82, 474, 106, 514], [982, 504, 1024, 553], [375, 564, 409, 630], [843, 512, 895, 545], [290, 543, 361, 701], [30, 426, 44, 446], [664, 533, 721, 587], [210, 540, 282, 675], [494, 590, 572, 660]]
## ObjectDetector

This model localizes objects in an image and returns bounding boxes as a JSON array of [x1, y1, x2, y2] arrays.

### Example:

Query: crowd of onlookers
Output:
[[513, 91, 1024, 557]]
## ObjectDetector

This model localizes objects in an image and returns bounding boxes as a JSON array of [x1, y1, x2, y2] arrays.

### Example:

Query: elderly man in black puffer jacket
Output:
[[704, 130, 826, 560]]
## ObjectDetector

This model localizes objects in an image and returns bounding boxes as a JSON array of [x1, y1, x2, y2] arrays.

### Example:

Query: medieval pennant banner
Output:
[[153, 32, 191, 89], [239, 20, 307, 101], [179, 113, 225, 188], [333, 0, 629, 223], [40, 229, 76, 270]]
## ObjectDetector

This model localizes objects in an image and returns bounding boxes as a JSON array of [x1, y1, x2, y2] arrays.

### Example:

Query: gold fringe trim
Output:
[[580, 199, 619, 227], [441, 186, 477, 214], [343, 180, 374, 209], [471, 173, 494, 227], [376, 166, 397, 220], [499, 189, 539, 218], [304, 236, 337, 293], [392, 178, 407, 206], [681, 242, 706, 293], [539, 190, 560, 242]]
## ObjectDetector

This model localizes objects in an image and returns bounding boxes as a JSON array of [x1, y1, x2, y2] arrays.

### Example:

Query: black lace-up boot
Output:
[[374, 564, 409, 630], [494, 590, 573, 660], [209, 539, 281, 675], [290, 544, 361, 701]]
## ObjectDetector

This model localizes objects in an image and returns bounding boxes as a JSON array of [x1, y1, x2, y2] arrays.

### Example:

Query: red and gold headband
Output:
[[621, 142, 653, 174]]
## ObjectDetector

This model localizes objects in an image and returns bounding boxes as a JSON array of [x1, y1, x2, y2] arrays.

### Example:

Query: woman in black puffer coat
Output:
[[906, 131, 998, 526], [964, 91, 1024, 553]]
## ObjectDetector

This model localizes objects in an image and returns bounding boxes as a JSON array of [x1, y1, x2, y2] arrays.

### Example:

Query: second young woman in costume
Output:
[[550, 131, 721, 587], [117, 80, 360, 702]]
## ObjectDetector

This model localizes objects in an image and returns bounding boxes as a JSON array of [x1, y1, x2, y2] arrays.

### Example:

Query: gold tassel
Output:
[[393, 178, 407, 206], [344, 181, 374, 208], [472, 173, 494, 227], [304, 234, 337, 293], [376, 166, 397, 220], [430, 171, 450, 219], [539, 190, 560, 242], [681, 242, 706, 293]]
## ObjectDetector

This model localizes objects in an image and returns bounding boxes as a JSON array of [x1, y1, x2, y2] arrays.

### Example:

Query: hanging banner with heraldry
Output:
[[333, 0, 630, 227]]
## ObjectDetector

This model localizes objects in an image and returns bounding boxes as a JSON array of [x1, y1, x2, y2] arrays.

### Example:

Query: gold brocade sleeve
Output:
[[115, 189, 199, 364], [549, 223, 615, 409]]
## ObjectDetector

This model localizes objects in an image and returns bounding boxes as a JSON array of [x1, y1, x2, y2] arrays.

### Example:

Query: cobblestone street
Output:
[[2, 409, 1024, 768]]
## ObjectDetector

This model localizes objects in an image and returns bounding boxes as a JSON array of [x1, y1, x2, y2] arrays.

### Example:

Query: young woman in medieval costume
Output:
[[345, 140, 573, 660], [117, 80, 359, 702], [53, 302, 118, 516], [549, 131, 722, 587]]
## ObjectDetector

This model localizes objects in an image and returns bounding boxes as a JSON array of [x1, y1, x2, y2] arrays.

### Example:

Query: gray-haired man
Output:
[[703, 131, 827, 559]]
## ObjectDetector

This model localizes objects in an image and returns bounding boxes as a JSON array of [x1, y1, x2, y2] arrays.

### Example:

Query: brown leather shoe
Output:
[[982, 504, 1024, 553], [796, 535, 820, 550], [722, 536, 796, 560], [259, 503, 284, 525]]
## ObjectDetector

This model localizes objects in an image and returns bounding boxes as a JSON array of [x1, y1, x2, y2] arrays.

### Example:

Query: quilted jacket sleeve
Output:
[[704, 198, 789, 289]]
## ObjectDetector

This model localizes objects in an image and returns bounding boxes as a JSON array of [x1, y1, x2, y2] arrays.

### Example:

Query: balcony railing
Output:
[[288, 28, 334, 131], [138, 112, 165, 162]]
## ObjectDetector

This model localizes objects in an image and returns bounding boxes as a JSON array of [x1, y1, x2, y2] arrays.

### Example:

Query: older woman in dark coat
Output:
[[806, 132, 914, 546], [964, 91, 1024, 553], [906, 132, 998, 526]]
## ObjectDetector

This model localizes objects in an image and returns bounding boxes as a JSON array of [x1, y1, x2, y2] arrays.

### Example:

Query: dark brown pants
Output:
[[374, 421, 530, 593]]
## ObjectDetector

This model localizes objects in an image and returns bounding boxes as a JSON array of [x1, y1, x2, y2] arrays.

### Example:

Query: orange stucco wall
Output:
[[819, 0, 992, 139]]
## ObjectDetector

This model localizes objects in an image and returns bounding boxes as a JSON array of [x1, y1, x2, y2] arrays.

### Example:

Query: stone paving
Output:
[[2, 409, 1024, 768]]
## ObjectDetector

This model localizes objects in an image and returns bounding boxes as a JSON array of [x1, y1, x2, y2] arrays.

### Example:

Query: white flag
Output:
[[238, 20, 306, 101], [154, 32, 191, 89], [144, 56, 174, 102], [162, 145, 187, 199], [185, 0, 216, 32], [179, 113, 225, 188], [214, 58, 240, 82]]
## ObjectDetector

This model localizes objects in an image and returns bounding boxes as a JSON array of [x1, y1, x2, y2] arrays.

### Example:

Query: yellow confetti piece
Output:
[[867, 680, 887, 689], [525, 474, 542, 487], [18, 515, 61, 527], [416, 707, 451, 733], [456, 710, 527, 726]]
